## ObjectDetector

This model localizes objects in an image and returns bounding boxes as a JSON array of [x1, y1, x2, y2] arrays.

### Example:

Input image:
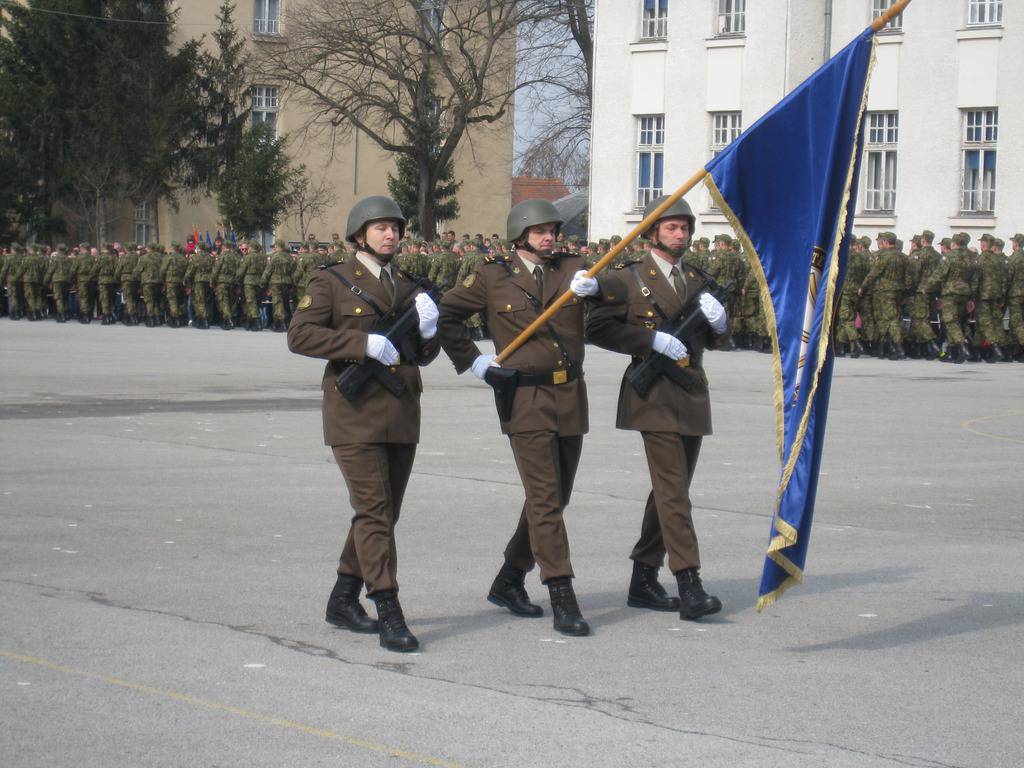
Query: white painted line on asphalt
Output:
[[68, 523, 77, 527], [243, 663, 266, 669], [982, 603, 993, 607], [904, 504, 933, 509], [164, 541, 175, 545], [84, 504, 92, 508], [539, 638, 553, 642], [17, 682, 31, 686], [858, 613, 878, 618], [668, 627, 681, 632], [553, 640, 567, 644]]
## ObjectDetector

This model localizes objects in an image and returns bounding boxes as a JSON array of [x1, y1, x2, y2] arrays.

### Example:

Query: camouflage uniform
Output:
[[904, 235, 941, 356], [185, 245, 215, 329], [836, 240, 868, 356], [116, 247, 142, 325], [71, 247, 98, 323], [160, 245, 188, 326], [45, 247, 72, 322], [135, 245, 166, 326], [96, 245, 118, 323], [859, 233, 906, 359], [18, 246, 47, 320], [935, 233, 978, 362], [212, 247, 242, 329], [973, 236, 1007, 359], [1006, 234, 1024, 360], [237, 243, 267, 330], [260, 242, 295, 331]]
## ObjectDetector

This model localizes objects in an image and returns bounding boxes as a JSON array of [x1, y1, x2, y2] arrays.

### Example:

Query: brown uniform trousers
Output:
[[586, 253, 728, 574], [439, 252, 606, 583], [287, 258, 439, 595]]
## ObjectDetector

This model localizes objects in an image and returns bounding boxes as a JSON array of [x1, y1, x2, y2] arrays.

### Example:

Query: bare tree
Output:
[[515, 0, 594, 190], [287, 171, 339, 241], [255, 0, 558, 239]]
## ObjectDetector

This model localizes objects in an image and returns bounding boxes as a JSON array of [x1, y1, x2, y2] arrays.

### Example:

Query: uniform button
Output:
[[389, 366, 397, 373], [556, 359, 564, 366], [506, 304, 512, 310], [552, 341, 559, 348], [646, 310, 654, 317], [355, 307, 362, 314]]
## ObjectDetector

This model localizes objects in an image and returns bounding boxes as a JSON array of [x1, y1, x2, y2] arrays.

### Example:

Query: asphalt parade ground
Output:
[[1, 321, 1022, 768]]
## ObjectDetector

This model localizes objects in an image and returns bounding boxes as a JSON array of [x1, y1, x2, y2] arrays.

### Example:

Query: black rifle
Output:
[[626, 275, 729, 399], [334, 281, 445, 402]]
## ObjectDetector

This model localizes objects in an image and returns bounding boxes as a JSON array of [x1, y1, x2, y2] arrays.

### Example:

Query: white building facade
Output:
[[589, 0, 1022, 245]]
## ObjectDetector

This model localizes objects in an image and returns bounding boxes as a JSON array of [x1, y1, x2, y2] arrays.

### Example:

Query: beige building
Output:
[[121, 1, 513, 246]]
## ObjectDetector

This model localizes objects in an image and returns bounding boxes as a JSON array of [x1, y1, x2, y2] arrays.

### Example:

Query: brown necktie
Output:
[[669, 265, 686, 298], [534, 264, 544, 296], [380, 267, 394, 303]]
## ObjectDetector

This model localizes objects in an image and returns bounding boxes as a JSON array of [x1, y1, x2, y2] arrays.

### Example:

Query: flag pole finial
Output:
[[872, 0, 913, 32]]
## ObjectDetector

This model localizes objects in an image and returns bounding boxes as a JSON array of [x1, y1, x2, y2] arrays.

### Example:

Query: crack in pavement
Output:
[[0, 577, 967, 767]]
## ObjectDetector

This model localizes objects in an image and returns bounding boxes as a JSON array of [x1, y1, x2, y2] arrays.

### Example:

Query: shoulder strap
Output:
[[627, 264, 670, 322], [323, 266, 388, 317], [497, 259, 575, 367]]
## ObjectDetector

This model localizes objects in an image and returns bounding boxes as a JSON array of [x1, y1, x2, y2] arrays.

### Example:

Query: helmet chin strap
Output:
[[652, 238, 688, 259], [517, 241, 556, 260]]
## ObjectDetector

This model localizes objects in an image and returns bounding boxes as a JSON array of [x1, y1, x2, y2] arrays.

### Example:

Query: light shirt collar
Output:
[[516, 252, 543, 276], [650, 250, 681, 279], [356, 251, 393, 280]]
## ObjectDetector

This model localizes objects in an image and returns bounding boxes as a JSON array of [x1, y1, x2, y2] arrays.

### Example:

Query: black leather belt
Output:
[[515, 363, 583, 387]]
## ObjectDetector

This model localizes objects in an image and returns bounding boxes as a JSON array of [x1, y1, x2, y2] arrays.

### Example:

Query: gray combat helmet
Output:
[[641, 195, 696, 241], [346, 196, 406, 244], [507, 199, 564, 243]]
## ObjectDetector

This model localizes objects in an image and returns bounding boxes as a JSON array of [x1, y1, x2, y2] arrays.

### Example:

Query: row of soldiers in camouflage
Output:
[[835, 231, 1024, 364], [5, 230, 1023, 363], [0, 239, 350, 332]]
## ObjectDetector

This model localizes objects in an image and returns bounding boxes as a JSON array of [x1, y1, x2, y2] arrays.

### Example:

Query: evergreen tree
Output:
[[216, 123, 304, 237], [0, 1, 205, 242], [187, 1, 251, 194], [387, 136, 462, 237]]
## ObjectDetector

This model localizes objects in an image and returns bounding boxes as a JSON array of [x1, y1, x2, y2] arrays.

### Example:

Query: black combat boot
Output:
[[627, 561, 680, 611], [56, 313, 67, 323], [546, 577, 590, 636], [325, 574, 379, 634], [488, 563, 543, 617], [851, 339, 864, 358], [675, 568, 722, 620], [835, 342, 847, 358], [989, 344, 1006, 363], [370, 590, 419, 652]]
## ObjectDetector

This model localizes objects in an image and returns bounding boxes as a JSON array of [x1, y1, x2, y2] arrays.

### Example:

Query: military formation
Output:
[[3, 228, 1023, 365]]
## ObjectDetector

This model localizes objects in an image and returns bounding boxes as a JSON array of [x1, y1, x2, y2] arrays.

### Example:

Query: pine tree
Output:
[[387, 138, 462, 237], [216, 123, 304, 237]]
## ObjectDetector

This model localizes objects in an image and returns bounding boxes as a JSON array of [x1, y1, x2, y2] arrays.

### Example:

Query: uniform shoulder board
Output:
[[613, 260, 641, 270]]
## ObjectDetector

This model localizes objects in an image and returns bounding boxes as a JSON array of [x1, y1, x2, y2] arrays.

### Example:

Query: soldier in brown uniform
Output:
[[438, 199, 613, 637], [287, 196, 441, 653], [586, 196, 730, 621]]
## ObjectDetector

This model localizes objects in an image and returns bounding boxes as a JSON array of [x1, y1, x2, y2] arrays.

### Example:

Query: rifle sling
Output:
[[498, 259, 575, 370]]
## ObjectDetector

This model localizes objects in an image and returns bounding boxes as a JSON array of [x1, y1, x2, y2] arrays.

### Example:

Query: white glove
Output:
[[366, 334, 399, 365], [471, 353, 498, 379], [652, 331, 688, 361], [699, 292, 728, 334], [569, 269, 599, 298], [415, 293, 439, 339]]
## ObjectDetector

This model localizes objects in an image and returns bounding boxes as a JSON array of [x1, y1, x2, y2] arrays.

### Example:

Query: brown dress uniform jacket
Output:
[[438, 252, 606, 436], [287, 258, 440, 446], [585, 253, 730, 436]]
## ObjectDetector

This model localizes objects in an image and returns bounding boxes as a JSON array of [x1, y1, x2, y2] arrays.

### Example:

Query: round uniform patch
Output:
[[462, 274, 476, 288], [297, 294, 313, 310]]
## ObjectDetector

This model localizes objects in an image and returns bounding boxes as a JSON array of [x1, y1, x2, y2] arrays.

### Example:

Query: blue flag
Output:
[[205, 231, 214, 248], [704, 28, 876, 610]]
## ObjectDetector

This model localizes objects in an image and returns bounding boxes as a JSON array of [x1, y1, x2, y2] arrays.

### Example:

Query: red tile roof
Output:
[[512, 177, 571, 206]]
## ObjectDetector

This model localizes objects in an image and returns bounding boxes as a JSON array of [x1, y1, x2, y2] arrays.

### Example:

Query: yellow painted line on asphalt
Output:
[[960, 412, 1024, 445], [0, 650, 464, 768]]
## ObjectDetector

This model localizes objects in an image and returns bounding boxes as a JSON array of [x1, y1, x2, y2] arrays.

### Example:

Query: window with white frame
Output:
[[251, 86, 279, 136], [708, 112, 742, 209], [253, 0, 280, 35], [421, 0, 444, 34], [968, 0, 1002, 26], [641, 0, 668, 39], [961, 109, 997, 213], [863, 112, 898, 212], [717, 0, 745, 35], [871, 0, 903, 31], [636, 115, 665, 209], [134, 202, 149, 245]]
